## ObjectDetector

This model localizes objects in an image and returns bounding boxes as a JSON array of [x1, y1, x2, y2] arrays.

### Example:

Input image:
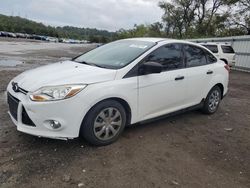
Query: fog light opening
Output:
[[49, 120, 61, 129]]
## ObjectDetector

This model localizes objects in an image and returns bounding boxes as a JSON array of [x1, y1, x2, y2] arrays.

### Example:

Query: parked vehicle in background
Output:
[[15, 33, 27, 38], [200, 42, 236, 66], [7, 38, 229, 146], [0, 31, 12, 37], [7, 32, 16, 38], [28, 34, 46, 41], [61, 38, 85, 44], [46, 37, 58, 42], [1, 32, 8, 37], [0, 31, 87, 44]]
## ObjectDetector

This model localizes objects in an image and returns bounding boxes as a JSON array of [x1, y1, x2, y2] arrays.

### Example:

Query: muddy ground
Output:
[[0, 39, 250, 188]]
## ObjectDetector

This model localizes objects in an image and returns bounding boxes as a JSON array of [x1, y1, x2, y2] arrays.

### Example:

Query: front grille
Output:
[[7, 92, 19, 121], [22, 107, 36, 127]]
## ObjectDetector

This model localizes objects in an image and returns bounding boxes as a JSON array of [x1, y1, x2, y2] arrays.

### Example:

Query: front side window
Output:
[[145, 43, 183, 71], [221, 45, 235, 53], [74, 40, 156, 69], [202, 45, 219, 53], [184, 45, 207, 67]]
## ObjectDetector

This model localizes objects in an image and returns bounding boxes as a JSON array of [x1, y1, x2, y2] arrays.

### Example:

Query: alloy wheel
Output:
[[208, 90, 220, 112]]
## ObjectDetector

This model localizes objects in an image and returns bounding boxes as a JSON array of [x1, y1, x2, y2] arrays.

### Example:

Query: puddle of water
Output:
[[0, 59, 24, 67]]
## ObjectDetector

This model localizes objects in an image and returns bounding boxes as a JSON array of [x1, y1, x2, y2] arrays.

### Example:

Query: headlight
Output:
[[30, 84, 87, 102]]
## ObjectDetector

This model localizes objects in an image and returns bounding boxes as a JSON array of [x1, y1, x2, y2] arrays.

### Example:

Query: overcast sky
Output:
[[0, 0, 163, 31]]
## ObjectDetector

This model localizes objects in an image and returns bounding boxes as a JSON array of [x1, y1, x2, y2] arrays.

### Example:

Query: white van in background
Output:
[[200, 43, 236, 66]]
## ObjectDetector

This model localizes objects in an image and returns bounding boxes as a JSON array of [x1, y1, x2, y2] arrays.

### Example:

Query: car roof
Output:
[[124, 37, 200, 45], [124, 37, 168, 43], [120, 37, 218, 59], [122, 37, 214, 52]]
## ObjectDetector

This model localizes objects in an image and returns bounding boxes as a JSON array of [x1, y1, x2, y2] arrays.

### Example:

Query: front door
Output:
[[138, 43, 189, 121]]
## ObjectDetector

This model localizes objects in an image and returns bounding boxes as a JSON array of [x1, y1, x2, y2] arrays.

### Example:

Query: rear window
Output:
[[202, 45, 218, 53], [221, 45, 235, 53]]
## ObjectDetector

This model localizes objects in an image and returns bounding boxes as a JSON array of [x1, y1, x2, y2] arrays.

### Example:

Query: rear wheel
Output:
[[202, 86, 222, 114], [80, 100, 126, 146]]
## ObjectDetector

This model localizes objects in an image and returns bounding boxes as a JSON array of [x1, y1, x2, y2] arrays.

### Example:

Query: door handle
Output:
[[175, 76, 184, 81], [207, 70, 213, 75]]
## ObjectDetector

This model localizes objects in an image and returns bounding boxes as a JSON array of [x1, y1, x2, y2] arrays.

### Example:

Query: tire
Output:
[[202, 86, 222, 114], [80, 100, 127, 146]]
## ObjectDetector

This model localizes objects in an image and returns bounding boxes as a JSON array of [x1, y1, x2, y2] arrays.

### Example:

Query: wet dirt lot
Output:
[[0, 39, 250, 188]]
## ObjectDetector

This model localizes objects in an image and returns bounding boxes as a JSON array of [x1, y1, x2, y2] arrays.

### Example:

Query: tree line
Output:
[[0, 0, 249, 42], [117, 0, 250, 39], [0, 14, 114, 43]]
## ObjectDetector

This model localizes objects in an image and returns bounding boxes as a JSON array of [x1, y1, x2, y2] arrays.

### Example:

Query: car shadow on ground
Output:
[[17, 109, 204, 148]]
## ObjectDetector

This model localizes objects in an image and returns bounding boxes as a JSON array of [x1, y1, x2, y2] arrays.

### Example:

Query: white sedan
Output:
[[7, 38, 229, 146]]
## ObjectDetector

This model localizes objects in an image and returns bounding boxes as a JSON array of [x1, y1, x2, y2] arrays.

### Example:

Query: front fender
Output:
[[76, 78, 138, 135]]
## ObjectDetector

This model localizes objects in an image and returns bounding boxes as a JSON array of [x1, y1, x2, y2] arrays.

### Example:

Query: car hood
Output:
[[12, 61, 117, 92]]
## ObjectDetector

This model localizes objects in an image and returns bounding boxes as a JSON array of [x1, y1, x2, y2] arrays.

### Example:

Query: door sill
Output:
[[138, 100, 204, 125]]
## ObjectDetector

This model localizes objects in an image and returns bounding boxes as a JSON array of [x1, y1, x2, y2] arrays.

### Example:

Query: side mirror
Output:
[[139, 62, 163, 75]]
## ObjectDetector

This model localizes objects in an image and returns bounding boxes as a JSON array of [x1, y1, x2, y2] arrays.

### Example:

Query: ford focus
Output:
[[7, 38, 229, 146]]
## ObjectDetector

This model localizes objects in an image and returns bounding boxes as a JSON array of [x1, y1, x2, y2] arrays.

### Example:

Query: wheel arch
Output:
[[220, 58, 228, 65], [107, 97, 132, 126], [212, 83, 224, 99], [80, 97, 132, 135]]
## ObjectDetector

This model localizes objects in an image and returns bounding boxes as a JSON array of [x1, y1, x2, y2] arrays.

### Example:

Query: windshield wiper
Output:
[[79, 61, 95, 66], [78, 61, 109, 69]]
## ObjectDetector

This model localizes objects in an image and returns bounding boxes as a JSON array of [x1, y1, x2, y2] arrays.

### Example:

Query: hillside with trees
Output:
[[0, 14, 114, 42]]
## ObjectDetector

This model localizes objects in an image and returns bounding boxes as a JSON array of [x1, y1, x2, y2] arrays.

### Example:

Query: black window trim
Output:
[[123, 43, 218, 78], [123, 43, 185, 78], [183, 44, 217, 69], [203, 48, 217, 64]]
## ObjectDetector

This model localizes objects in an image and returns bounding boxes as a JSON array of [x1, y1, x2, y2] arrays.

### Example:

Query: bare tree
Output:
[[233, 0, 250, 34]]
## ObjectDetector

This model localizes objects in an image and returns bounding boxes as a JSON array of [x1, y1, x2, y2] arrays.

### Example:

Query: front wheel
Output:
[[80, 100, 126, 146], [202, 86, 222, 114]]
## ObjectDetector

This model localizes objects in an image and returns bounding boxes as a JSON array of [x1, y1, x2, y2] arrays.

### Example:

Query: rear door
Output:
[[138, 43, 189, 121], [184, 44, 217, 105]]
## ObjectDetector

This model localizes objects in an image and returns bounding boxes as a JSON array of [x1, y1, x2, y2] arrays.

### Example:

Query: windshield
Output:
[[74, 40, 156, 69]]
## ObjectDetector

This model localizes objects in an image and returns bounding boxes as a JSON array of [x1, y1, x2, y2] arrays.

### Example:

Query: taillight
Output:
[[224, 64, 230, 72]]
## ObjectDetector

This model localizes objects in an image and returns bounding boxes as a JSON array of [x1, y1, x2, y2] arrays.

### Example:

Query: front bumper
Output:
[[6, 85, 90, 140]]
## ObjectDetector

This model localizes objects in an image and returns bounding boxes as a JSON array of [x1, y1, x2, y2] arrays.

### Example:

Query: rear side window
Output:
[[204, 50, 217, 64], [221, 45, 235, 53], [184, 45, 207, 67], [202, 45, 219, 53], [145, 43, 183, 71]]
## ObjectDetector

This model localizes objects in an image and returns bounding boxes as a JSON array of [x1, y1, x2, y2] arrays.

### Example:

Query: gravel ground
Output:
[[0, 39, 250, 188]]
